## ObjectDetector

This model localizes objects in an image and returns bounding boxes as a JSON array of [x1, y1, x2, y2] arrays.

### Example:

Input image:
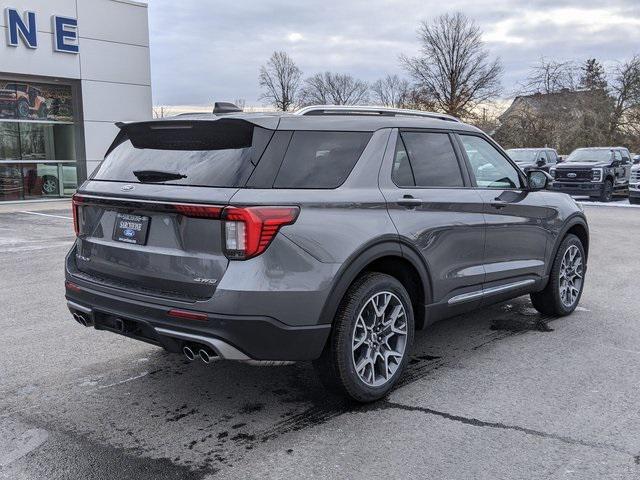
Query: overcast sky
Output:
[[148, 0, 640, 108]]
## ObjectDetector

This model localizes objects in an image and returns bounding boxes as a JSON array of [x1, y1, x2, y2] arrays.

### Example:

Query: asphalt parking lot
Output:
[[1, 199, 640, 480]]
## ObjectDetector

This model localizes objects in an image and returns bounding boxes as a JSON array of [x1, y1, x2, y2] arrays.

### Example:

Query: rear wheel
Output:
[[599, 179, 613, 202], [313, 273, 414, 402], [530, 234, 585, 316], [17, 99, 30, 118]]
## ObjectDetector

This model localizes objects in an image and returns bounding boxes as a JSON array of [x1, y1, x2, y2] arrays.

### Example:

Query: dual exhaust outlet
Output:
[[183, 343, 219, 364], [72, 311, 93, 327]]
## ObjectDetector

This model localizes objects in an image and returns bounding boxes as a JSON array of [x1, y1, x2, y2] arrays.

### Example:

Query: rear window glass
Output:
[[92, 121, 272, 188], [273, 131, 372, 189]]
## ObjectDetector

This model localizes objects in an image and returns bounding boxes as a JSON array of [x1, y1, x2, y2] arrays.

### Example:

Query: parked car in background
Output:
[[630, 163, 640, 204], [65, 105, 589, 402], [36, 164, 78, 195], [506, 148, 559, 172], [550, 147, 632, 202], [633, 154, 640, 165]]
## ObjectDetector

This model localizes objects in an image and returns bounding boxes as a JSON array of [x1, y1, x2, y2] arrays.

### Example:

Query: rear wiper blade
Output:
[[132, 170, 187, 183]]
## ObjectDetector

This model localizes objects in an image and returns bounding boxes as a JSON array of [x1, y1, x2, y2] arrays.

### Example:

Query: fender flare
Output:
[[545, 213, 589, 277], [318, 239, 432, 326]]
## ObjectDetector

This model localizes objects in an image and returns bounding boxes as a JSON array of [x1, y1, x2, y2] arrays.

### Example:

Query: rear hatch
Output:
[[71, 118, 275, 303]]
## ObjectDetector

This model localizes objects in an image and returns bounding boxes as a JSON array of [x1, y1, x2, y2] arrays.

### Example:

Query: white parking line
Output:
[[19, 211, 72, 220]]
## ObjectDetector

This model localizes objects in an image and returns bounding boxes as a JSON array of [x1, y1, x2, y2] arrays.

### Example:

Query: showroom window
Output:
[[0, 79, 78, 201]]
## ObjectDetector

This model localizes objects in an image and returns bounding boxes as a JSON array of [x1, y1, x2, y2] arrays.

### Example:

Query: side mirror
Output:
[[557, 156, 564, 163], [611, 160, 621, 168], [527, 169, 552, 191], [634, 157, 640, 165], [536, 159, 546, 167]]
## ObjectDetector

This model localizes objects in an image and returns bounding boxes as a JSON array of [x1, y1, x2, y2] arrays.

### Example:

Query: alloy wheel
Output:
[[42, 177, 58, 194], [559, 245, 583, 308], [351, 291, 408, 387]]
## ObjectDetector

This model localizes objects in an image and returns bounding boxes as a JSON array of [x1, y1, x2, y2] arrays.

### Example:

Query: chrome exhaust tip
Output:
[[199, 348, 218, 364], [183, 345, 196, 361], [73, 312, 90, 327]]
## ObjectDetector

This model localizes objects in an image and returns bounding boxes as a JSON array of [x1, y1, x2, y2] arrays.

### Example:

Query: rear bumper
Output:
[[550, 182, 602, 196], [65, 282, 331, 361]]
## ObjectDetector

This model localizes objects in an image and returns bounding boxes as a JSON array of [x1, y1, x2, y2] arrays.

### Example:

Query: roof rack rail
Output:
[[295, 105, 461, 123]]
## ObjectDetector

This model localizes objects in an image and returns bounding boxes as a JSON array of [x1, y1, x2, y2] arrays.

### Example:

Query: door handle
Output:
[[398, 195, 423, 208], [490, 201, 507, 210]]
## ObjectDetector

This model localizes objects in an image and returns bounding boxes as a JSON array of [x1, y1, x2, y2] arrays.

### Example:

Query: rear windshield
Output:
[[273, 131, 372, 188], [92, 120, 272, 188]]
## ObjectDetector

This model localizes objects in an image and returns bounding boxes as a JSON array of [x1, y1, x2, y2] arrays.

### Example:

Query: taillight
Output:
[[172, 204, 222, 219], [72, 194, 84, 236], [222, 206, 299, 260]]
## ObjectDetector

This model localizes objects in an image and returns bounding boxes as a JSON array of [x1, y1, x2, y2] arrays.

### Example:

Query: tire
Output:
[[42, 176, 59, 195], [313, 272, 415, 403], [17, 99, 30, 118], [530, 234, 586, 316], [599, 179, 613, 202]]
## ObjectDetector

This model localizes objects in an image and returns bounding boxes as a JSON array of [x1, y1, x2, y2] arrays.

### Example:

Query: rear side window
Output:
[[392, 132, 463, 187], [273, 131, 371, 189], [92, 120, 272, 188]]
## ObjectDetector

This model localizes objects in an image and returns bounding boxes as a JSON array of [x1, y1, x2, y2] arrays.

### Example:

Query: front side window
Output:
[[392, 132, 463, 187], [460, 135, 522, 189]]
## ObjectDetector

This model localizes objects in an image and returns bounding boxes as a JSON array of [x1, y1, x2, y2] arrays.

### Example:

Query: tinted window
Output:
[[394, 132, 463, 187], [92, 121, 272, 188], [274, 131, 371, 189], [392, 138, 415, 186], [460, 135, 522, 189]]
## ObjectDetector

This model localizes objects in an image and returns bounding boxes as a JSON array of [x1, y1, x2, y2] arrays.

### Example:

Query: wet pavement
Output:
[[1, 204, 639, 479]]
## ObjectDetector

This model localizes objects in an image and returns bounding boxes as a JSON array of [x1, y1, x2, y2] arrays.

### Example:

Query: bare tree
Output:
[[401, 12, 502, 118], [152, 106, 165, 119], [609, 56, 640, 142], [370, 74, 411, 108], [258, 51, 302, 111], [519, 58, 577, 95], [234, 98, 246, 110], [300, 72, 369, 106]]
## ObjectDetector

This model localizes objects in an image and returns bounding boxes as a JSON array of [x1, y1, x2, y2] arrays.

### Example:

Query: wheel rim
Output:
[[559, 245, 583, 308], [18, 103, 29, 117], [42, 178, 57, 194], [351, 291, 408, 388]]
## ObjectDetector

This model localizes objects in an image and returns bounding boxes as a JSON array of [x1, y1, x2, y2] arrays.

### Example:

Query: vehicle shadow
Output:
[[25, 296, 560, 475]]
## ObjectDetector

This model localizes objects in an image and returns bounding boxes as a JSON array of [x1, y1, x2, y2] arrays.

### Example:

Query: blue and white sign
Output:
[[52, 15, 79, 53], [4, 8, 79, 54]]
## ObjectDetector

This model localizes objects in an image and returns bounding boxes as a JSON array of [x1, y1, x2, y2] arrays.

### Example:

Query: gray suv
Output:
[[65, 105, 589, 402]]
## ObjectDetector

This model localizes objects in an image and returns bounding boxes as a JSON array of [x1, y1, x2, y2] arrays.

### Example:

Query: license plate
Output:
[[113, 213, 150, 245]]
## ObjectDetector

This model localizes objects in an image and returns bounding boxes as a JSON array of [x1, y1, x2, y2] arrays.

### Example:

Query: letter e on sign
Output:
[[52, 15, 79, 54]]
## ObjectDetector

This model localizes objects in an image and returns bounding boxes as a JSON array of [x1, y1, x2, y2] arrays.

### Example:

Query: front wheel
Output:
[[531, 234, 586, 316], [313, 273, 415, 402], [599, 179, 613, 202]]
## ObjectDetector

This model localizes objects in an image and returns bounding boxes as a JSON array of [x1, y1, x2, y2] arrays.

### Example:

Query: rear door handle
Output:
[[398, 195, 423, 208], [490, 201, 507, 210]]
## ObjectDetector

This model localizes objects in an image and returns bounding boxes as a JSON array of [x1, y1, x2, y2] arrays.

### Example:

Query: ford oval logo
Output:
[[121, 184, 134, 191], [567, 173, 577, 178], [123, 229, 135, 237]]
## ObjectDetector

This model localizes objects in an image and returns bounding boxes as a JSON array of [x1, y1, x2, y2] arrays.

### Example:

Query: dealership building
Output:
[[0, 0, 152, 202]]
